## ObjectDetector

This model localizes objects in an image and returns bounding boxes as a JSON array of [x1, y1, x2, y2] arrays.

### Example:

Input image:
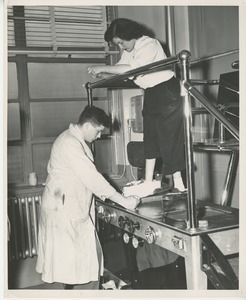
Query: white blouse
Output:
[[117, 35, 174, 89]]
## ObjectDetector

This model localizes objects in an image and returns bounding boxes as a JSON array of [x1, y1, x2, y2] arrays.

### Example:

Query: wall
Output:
[[191, 6, 239, 208], [173, 6, 239, 207], [172, 6, 190, 54], [117, 6, 167, 43]]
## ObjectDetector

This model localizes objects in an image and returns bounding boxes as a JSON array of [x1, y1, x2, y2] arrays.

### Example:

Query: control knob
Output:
[[118, 216, 128, 229], [100, 209, 115, 223], [145, 226, 159, 244], [127, 220, 140, 233], [132, 236, 144, 249], [123, 232, 131, 244]]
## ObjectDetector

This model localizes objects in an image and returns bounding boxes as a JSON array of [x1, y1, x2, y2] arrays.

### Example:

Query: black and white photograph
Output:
[[2, 0, 246, 298]]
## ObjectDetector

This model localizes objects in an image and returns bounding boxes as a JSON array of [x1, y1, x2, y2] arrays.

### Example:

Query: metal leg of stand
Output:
[[185, 235, 207, 289], [221, 151, 239, 206]]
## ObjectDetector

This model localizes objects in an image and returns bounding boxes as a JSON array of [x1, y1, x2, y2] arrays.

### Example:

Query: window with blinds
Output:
[[7, 5, 117, 186], [8, 5, 109, 56]]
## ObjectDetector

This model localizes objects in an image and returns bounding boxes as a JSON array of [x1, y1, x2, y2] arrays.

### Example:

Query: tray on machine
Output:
[[163, 201, 239, 230], [137, 192, 239, 231]]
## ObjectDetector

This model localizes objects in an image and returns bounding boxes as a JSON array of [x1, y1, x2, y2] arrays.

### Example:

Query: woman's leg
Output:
[[173, 171, 186, 191], [145, 158, 156, 181]]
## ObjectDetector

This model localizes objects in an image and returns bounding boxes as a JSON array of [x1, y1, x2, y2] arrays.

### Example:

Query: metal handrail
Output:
[[85, 49, 239, 230], [183, 80, 239, 140], [85, 55, 179, 89], [190, 79, 220, 85]]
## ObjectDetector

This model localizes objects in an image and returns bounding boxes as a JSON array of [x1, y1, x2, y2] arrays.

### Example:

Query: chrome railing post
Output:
[[85, 82, 93, 107], [221, 151, 239, 206], [179, 50, 198, 231], [85, 82, 95, 153]]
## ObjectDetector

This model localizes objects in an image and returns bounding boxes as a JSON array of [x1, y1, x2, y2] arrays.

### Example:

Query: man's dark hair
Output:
[[104, 18, 147, 43], [78, 106, 111, 128]]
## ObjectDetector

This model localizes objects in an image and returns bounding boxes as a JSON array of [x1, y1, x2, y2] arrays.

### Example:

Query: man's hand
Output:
[[123, 195, 141, 210], [109, 192, 140, 211]]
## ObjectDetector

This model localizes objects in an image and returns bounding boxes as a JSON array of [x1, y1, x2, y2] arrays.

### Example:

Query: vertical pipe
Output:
[[221, 151, 239, 206], [85, 82, 95, 152], [166, 6, 175, 56], [32, 196, 39, 256], [18, 198, 27, 259], [85, 82, 93, 107], [178, 50, 198, 230], [38, 195, 42, 206], [219, 123, 225, 143], [25, 197, 33, 257], [185, 235, 207, 289], [12, 199, 19, 260]]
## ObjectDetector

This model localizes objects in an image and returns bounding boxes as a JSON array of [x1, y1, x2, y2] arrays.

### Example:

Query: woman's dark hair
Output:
[[78, 106, 111, 128], [104, 18, 148, 42]]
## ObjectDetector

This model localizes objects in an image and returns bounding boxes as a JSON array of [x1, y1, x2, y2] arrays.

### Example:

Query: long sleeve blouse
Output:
[[117, 35, 174, 89]]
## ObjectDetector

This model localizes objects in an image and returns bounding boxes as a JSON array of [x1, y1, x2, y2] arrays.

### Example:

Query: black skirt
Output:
[[142, 76, 185, 175]]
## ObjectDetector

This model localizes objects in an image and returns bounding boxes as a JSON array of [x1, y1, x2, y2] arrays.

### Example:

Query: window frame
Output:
[[7, 6, 118, 187]]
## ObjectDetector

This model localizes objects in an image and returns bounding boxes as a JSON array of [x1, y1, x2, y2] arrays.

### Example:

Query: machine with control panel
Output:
[[96, 193, 239, 289]]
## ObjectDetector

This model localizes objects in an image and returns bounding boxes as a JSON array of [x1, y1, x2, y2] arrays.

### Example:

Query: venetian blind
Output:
[[8, 6, 108, 55]]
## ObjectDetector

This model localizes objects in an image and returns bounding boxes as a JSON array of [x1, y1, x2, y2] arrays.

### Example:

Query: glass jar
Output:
[[29, 172, 38, 186]]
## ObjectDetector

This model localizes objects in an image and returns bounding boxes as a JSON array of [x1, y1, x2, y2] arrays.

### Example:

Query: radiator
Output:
[[8, 195, 42, 261]]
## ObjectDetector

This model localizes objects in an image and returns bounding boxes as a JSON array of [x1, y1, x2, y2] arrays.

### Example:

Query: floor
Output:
[[24, 282, 65, 289]]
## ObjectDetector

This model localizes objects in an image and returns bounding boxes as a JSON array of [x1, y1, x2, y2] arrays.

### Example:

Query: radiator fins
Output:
[[8, 195, 42, 261]]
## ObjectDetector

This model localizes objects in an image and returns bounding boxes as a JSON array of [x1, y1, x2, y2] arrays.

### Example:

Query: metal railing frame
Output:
[[85, 49, 239, 231]]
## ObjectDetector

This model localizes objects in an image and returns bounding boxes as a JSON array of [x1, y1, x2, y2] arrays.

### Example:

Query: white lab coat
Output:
[[36, 124, 116, 284]]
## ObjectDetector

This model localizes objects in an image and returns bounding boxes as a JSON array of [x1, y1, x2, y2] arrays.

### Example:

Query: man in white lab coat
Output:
[[36, 105, 139, 289]]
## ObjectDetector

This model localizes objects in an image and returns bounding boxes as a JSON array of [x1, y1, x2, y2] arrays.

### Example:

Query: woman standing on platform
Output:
[[88, 18, 186, 191]]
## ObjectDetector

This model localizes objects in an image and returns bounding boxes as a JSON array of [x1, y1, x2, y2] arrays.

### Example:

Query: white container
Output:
[[29, 172, 38, 186]]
